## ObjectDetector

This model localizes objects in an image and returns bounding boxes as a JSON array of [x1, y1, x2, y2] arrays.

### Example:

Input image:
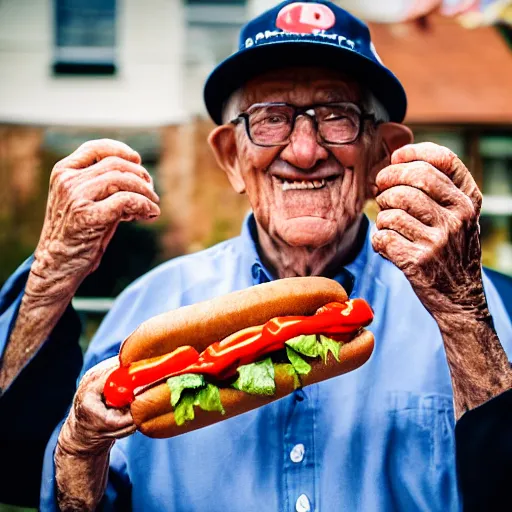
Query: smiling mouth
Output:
[[275, 176, 341, 191]]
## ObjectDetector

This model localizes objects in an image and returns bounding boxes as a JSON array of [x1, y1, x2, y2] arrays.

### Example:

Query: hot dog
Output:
[[103, 277, 374, 438]]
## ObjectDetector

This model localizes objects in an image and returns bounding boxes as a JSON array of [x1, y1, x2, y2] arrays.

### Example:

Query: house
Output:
[[1, 1, 511, 299]]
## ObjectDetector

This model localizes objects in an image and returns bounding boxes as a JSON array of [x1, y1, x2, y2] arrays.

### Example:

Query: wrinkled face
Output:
[[231, 68, 379, 248]]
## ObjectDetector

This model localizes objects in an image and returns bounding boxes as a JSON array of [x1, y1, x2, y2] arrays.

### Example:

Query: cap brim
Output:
[[204, 41, 407, 124]]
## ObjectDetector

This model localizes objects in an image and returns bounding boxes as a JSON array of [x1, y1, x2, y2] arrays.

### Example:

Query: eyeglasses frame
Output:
[[229, 101, 376, 148]]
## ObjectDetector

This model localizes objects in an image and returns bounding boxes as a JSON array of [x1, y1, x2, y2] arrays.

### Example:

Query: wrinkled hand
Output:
[[30, 139, 160, 300], [59, 357, 135, 456], [371, 142, 485, 319]]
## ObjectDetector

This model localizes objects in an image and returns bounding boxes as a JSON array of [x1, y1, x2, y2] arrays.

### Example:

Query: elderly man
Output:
[[1, 1, 512, 510]]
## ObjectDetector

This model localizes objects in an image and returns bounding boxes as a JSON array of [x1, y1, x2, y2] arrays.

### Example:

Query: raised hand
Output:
[[371, 142, 512, 417], [0, 139, 160, 391], [31, 139, 160, 300], [371, 142, 484, 319]]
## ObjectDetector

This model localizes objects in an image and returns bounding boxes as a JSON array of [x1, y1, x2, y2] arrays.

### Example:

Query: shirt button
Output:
[[295, 494, 311, 512], [290, 443, 305, 463]]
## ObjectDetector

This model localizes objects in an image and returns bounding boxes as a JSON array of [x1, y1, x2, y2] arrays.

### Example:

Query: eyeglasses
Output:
[[230, 102, 374, 147]]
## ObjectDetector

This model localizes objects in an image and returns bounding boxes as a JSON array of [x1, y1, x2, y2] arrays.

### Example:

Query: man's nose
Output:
[[279, 116, 329, 170]]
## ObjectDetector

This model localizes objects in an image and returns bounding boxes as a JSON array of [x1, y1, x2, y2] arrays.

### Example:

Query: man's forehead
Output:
[[241, 67, 362, 108]]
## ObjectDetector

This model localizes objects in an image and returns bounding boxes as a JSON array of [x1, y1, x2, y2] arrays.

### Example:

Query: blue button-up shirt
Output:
[[32, 215, 512, 511]]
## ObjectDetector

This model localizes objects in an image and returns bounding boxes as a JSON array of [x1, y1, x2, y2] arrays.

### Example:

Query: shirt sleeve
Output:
[[0, 257, 83, 508], [456, 388, 512, 512]]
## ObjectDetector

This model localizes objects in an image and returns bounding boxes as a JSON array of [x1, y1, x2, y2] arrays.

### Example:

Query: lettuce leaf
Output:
[[319, 335, 342, 364], [172, 383, 225, 426], [285, 334, 319, 357], [169, 334, 341, 428], [232, 357, 275, 395], [173, 392, 197, 426], [167, 373, 206, 407], [286, 347, 312, 375], [195, 383, 225, 414]]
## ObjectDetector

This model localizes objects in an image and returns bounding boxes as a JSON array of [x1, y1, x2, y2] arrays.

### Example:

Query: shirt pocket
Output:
[[384, 391, 459, 512]]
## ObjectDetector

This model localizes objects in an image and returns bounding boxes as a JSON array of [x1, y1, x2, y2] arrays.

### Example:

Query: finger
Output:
[[103, 423, 137, 440], [101, 407, 135, 432], [94, 191, 161, 224], [79, 385, 134, 432], [56, 158, 153, 196], [371, 229, 423, 273], [376, 185, 442, 226], [376, 209, 432, 243], [55, 139, 141, 171], [73, 170, 159, 204], [391, 142, 481, 211], [376, 161, 468, 209], [79, 357, 120, 392], [86, 156, 153, 184]]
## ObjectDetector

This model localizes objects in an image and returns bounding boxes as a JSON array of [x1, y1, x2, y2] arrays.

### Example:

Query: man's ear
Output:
[[377, 122, 414, 158], [208, 125, 246, 194]]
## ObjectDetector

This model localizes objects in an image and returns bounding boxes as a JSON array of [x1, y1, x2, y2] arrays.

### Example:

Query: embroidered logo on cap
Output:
[[276, 2, 336, 34]]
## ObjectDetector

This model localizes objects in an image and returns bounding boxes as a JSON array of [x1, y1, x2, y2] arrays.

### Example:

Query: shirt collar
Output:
[[240, 213, 273, 285], [239, 213, 370, 297]]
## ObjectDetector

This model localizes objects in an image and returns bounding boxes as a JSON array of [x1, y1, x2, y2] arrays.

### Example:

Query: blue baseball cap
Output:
[[204, 0, 407, 125]]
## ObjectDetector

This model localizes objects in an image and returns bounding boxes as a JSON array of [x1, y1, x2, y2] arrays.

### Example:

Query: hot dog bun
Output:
[[119, 277, 373, 439], [131, 329, 374, 438], [120, 277, 348, 365]]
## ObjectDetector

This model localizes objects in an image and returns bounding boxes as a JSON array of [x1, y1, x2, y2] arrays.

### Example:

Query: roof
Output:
[[369, 15, 512, 124]]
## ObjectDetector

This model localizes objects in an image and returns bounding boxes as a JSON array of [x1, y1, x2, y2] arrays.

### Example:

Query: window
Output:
[[184, 0, 247, 114], [53, 0, 117, 75], [479, 134, 512, 276]]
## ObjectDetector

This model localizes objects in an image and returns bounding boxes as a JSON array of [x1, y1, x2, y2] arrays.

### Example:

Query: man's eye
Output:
[[264, 115, 287, 124], [323, 113, 347, 122]]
